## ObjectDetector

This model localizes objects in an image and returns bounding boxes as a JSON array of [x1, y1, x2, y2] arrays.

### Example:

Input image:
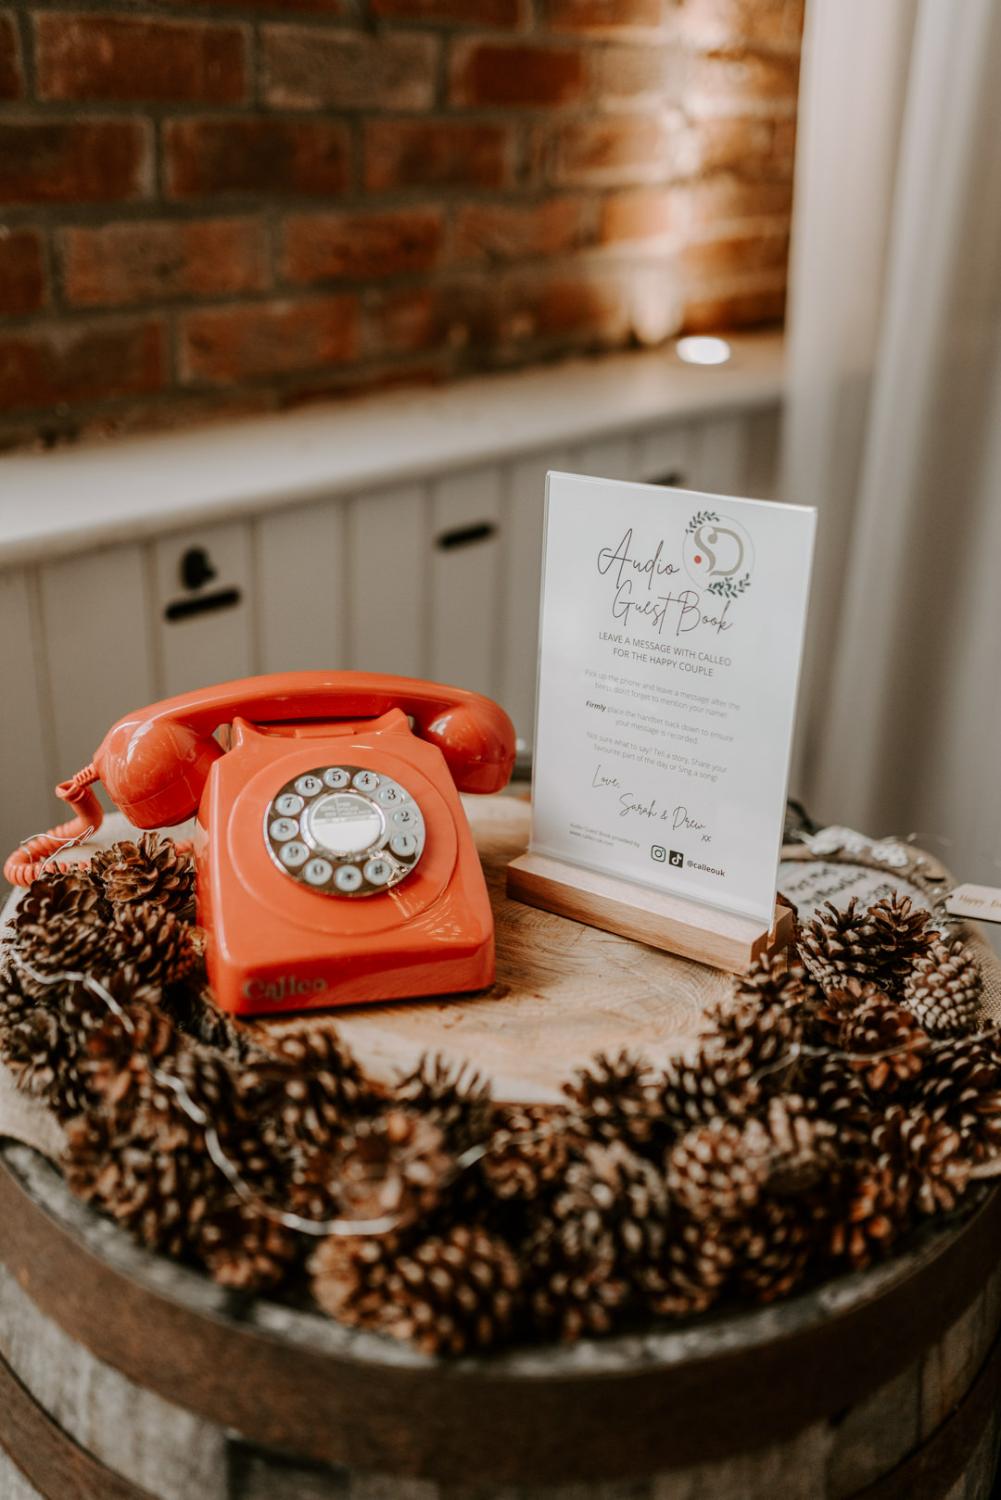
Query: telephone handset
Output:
[[6, 672, 516, 1013]]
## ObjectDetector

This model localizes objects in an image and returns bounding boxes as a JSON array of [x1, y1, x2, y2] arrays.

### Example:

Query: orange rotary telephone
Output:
[[6, 673, 516, 1015]]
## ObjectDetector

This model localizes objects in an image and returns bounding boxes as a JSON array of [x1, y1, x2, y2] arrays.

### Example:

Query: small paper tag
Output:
[[946, 883, 1001, 924]]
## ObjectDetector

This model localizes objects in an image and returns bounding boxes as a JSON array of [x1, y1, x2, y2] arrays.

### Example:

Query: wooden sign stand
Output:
[[506, 850, 795, 975]]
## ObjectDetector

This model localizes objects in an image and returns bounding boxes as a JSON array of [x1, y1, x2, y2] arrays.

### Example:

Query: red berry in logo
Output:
[[694, 554, 702, 564]]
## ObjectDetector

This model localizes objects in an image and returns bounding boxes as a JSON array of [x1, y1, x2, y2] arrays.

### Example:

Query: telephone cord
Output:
[[4, 765, 104, 887]]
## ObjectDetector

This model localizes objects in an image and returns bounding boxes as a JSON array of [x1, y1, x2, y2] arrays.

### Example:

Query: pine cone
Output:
[[527, 1140, 669, 1338], [197, 1200, 301, 1291], [247, 1025, 372, 1152], [734, 1195, 815, 1303], [659, 1038, 759, 1137], [315, 1107, 453, 1229], [866, 894, 935, 991], [0, 967, 150, 1119], [481, 1102, 574, 1204], [651, 1214, 736, 1318], [797, 898, 880, 992], [733, 951, 818, 1018], [11, 899, 111, 998], [109, 902, 198, 990], [830, 990, 929, 1093], [703, 987, 802, 1090], [563, 1050, 659, 1151], [13, 865, 105, 929], [91, 834, 195, 916], [312, 1224, 522, 1355], [65, 1038, 298, 1289], [902, 939, 981, 1036], [916, 1036, 1001, 1162], [667, 1117, 766, 1222], [808, 1053, 876, 1147], [829, 1157, 910, 1269], [871, 1105, 970, 1217], [394, 1054, 492, 1153]]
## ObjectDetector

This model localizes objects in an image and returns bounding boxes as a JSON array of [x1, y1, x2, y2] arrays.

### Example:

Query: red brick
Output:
[[551, 116, 673, 186], [0, 119, 150, 206], [179, 296, 359, 384], [263, 26, 437, 111], [545, 0, 665, 34], [675, 116, 773, 175], [0, 229, 46, 315], [688, 48, 800, 115], [35, 14, 247, 105], [60, 218, 269, 308], [367, 287, 440, 356], [679, 172, 793, 227], [364, 120, 512, 193], [165, 118, 349, 199], [0, 318, 165, 412], [594, 45, 681, 104], [450, 41, 586, 108], [503, 271, 628, 345], [160, 0, 347, 11], [682, 283, 786, 331], [678, 0, 805, 54], [160, 0, 347, 10], [454, 197, 587, 263], [600, 186, 680, 244], [282, 207, 443, 284], [680, 224, 789, 279], [372, 0, 521, 23], [0, 11, 22, 99]]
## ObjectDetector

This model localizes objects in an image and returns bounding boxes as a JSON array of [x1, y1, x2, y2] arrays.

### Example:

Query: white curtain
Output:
[[783, 0, 1001, 890]]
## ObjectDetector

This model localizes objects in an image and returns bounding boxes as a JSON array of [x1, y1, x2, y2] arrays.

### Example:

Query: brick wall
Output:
[[0, 0, 803, 451]]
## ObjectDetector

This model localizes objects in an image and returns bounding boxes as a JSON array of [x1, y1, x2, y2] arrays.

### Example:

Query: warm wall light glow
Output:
[[675, 336, 732, 366]]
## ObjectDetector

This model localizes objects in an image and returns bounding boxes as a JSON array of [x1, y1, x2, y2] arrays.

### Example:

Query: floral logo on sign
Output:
[[682, 510, 754, 599]]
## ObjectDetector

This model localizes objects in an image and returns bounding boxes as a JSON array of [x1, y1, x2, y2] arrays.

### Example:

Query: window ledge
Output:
[[0, 333, 783, 569]]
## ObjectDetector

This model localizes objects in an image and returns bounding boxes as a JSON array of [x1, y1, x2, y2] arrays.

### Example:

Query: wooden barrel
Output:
[[2, 799, 1001, 1499], [1, 1142, 1000, 1500]]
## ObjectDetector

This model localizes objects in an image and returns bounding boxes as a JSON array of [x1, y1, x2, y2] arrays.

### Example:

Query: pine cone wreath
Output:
[[563, 1050, 660, 1152], [902, 939, 982, 1036], [91, 833, 195, 916], [311, 1224, 523, 1355], [394, 1053, 493, 1154]]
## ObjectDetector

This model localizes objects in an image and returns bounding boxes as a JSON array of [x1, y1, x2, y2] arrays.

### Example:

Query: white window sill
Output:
[[0, 333, 783, 569]]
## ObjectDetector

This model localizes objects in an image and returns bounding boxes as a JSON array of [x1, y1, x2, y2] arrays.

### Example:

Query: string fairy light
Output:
[[7, 941, 1001, 1241]]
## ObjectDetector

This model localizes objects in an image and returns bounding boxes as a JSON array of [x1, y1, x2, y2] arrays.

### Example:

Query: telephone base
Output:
[[506, 852, 794, 974]]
